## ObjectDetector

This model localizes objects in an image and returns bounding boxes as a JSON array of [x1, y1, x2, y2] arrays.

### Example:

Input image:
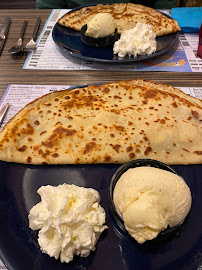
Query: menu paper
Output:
[[23, 9, 202, 72], [0, 84, 72, 130], [0, 261, 6, 270]]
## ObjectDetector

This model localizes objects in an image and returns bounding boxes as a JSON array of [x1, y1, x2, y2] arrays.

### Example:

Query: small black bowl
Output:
[[81, 24, 119, 48], [109, 159, 185, 239]]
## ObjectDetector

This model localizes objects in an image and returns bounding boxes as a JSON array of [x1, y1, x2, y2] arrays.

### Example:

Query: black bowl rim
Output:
[[81, 24, 119, 48]]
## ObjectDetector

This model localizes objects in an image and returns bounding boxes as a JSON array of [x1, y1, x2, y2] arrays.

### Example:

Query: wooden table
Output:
[[0, 9, 202, 101]]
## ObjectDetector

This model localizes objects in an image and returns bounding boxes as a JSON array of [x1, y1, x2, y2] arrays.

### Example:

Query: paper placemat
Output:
[[23, 9, 202, 72], [0, 260, 6, 270]]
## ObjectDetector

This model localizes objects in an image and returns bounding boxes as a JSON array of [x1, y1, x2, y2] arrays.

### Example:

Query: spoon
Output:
[[8, 20, 27, 54], [24, 17, 41, 52]]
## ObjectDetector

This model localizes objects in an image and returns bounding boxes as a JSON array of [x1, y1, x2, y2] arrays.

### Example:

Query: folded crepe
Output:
[[58, 3, 181, 37], [0, 80, 201, 165]]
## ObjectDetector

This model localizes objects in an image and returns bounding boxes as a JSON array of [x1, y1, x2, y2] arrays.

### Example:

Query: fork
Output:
[[24, 17, 41, 52]]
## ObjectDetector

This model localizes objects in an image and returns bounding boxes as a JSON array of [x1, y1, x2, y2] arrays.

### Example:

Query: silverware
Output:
[[0, 17, 11, 55], [0, 102, 9, 127], [8, 20, 28, 54], [24, 17, 41, 52]]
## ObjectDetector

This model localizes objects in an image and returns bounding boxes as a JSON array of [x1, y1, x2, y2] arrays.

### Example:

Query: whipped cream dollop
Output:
[[113, 22, 157, 58], [28, 184, 107, 263], [113, 167, 192, 244]]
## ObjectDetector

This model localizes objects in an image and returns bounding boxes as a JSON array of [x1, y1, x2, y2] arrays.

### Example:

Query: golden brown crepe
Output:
[[0, 79, 201, 165], [58, 3, 181, 37]]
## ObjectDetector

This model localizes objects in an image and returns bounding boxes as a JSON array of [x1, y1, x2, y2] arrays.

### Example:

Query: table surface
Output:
[[0, 9, 202, 101]]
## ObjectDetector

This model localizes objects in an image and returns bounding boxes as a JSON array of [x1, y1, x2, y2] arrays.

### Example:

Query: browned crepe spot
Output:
[[0, 79, 201, 165]]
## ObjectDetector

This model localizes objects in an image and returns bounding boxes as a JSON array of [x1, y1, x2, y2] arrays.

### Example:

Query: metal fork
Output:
[[24, 17, 41, 52]]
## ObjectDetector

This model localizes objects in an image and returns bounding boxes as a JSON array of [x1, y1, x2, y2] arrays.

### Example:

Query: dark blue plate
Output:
[[52, 6, 179, 63], [0, 160, 202, 270]]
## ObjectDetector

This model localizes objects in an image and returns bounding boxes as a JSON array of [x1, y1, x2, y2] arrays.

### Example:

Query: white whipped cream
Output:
[[28, 184, 107, 263], [113, 22, 157, 58]]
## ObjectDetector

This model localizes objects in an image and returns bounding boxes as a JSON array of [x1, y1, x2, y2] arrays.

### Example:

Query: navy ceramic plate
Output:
[[52, 6, 179, 63], [0, 160, 202, 270]]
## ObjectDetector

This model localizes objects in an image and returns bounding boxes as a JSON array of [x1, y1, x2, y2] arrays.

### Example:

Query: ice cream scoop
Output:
[[113, 166, 192, 244], [85, 13, 116, 38]]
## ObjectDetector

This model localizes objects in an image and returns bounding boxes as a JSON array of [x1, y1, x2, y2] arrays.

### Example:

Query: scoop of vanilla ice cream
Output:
[[113, 167, 192, 244], [85, 13, 116, 38], [113, 22, 157, 58], [28, 184, 107, 263]]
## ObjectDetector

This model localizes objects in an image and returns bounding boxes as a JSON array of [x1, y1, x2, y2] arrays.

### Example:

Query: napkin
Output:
[[171, 7, 202, 33]]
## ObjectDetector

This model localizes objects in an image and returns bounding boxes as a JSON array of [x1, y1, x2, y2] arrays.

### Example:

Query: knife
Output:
[[0, 17, 11, 55], [0, 102, 9, 127]]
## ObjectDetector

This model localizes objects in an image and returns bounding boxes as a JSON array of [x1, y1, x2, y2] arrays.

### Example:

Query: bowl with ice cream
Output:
[[109, 159, 192, 244], [81, 13, 119, 48]]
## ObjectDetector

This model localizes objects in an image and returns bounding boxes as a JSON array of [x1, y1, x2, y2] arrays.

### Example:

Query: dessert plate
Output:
[[52, 6, 179, 63], [0, 160, 202, 270]]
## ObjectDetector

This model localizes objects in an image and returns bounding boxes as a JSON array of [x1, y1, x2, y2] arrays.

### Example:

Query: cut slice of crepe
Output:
[[0, 79, 201, 165], [58, 3, 181, 36]]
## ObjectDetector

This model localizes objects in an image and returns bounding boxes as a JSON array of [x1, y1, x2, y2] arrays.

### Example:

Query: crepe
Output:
[[0, 80, 201, 165], [58, 3, 181, 37]]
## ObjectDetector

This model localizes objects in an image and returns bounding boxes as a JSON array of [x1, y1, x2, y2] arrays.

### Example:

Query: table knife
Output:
[[0, 17, 11, 55], [0, 102, 9, 127]]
